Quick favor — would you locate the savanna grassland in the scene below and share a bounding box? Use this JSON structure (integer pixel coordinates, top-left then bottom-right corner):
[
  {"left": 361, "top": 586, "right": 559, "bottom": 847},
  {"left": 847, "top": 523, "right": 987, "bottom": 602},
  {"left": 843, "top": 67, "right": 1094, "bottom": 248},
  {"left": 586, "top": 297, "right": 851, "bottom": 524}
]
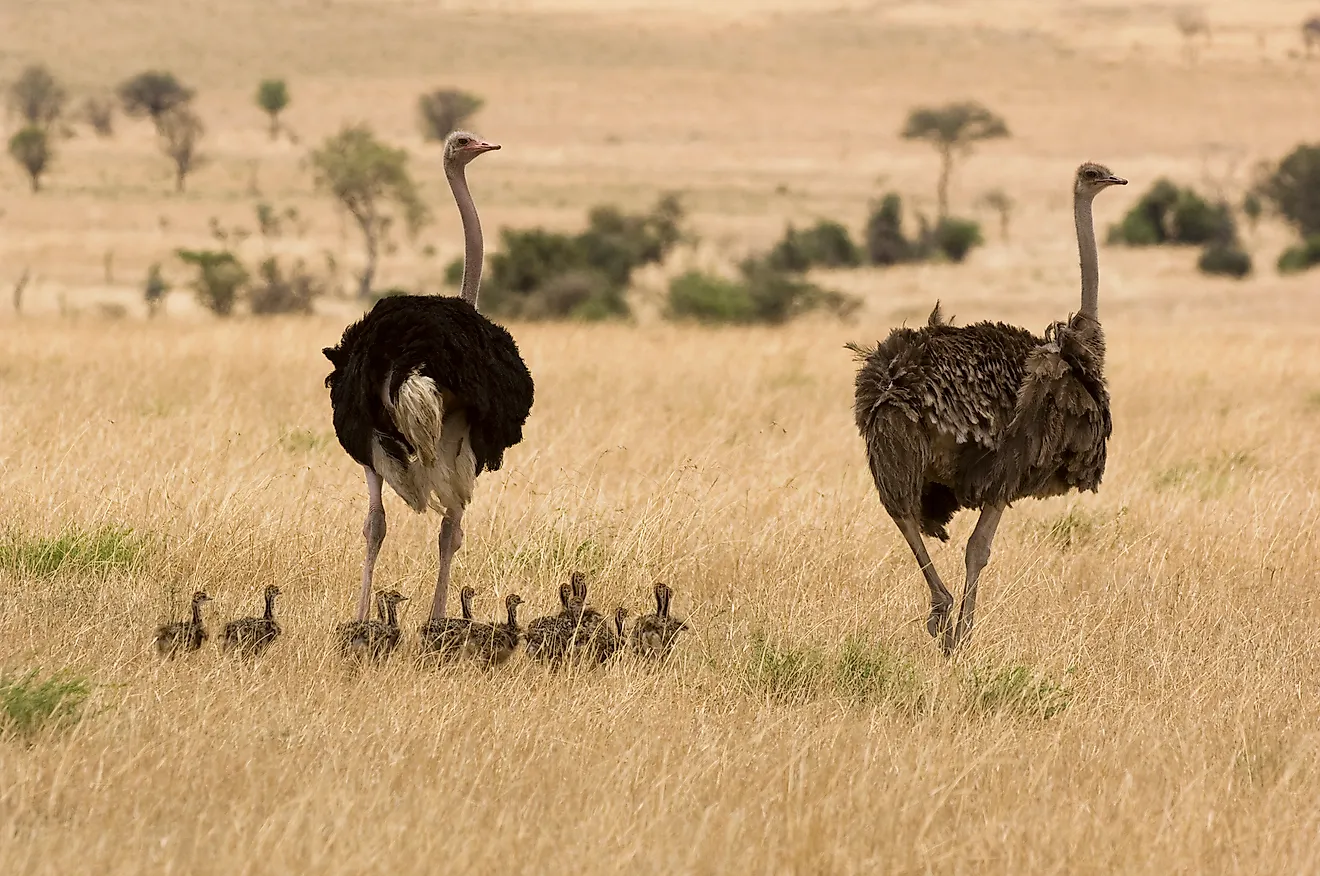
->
[{"left": 3, "top": 1, "right": 1320, "bottom": 873}]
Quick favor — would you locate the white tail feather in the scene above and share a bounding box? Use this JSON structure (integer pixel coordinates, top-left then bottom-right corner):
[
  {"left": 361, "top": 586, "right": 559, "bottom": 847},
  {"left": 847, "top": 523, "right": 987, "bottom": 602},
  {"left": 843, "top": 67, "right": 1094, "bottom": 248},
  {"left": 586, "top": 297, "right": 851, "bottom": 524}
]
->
[{"left": 391, "top": 372, "right": 443, "bottom": 468}]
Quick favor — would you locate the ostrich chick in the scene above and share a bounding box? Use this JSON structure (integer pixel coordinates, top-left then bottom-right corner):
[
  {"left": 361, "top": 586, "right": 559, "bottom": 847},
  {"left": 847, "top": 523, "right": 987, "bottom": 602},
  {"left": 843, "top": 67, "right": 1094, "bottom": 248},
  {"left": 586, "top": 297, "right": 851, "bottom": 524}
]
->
[
  {"left": 631, "top": 583, "right": 688, "bottom": 660},
  {"left": 336, "top": 589, "right": 408, "bottom": 661},
  {"left": 419, "top": 584, "right": 476, "bottom": 663},
  {"left": 154, "top": 590, "right": 213, "bottom": 658},
  {"left": 524, "top": 582, "right": 578, "bottom": 667},
  {"left": 221, "top": 584, "right": 283, "bottom": 657},
  {"left": 464, "top": 593, "right": 524, "bottom": 668}
]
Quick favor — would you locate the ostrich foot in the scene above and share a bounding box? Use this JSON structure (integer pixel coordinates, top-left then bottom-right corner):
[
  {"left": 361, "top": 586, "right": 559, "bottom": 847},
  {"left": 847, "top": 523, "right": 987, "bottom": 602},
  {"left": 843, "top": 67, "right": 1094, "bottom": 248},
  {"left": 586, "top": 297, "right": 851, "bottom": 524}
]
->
[{"left": 927, "top": 603, "right": 954, "bottom": 647}]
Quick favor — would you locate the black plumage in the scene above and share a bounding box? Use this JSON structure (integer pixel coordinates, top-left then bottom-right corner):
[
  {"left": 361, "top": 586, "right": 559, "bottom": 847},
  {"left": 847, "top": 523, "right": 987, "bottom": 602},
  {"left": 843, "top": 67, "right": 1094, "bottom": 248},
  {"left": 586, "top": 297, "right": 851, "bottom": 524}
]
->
[
  {"left": 848, "top": 162, "right": 1125, "bottom": 654},
  {"left": 323, "top": 295, "right": 534, "bottom": 477}
]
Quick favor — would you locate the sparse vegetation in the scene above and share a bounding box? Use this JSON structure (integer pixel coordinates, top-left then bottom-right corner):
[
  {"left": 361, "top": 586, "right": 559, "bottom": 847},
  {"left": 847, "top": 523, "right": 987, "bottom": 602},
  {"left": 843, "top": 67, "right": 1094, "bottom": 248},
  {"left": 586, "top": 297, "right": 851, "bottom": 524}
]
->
[
  {"left": 966, "top": 664, "right": 1072, "bottom": 719},
  {"left": 417, "top": 88, "right": 484, "bottom": 142},
  {"left": 309, "top": 124, "right": 428, "bottom": 299},
  {"left": 1, "top": 670, "right": 92, "bottom": 742},
  {"left": 8, "top": 127, "right": 53, "bottom": 193},
  {"left": 1198, "top": 241, "right": 1252, "bottom": 278},
  {"left": 1256, "top": 144, "right": 1320, "bottom": 271},
  {"left": 6, "top": 64, "right": 67, "bottom": 131},
  {"left": 117, "top": 70, "right": 194, "bottom": 126},
  {"left": 81, "top": 94, "right": 115, "bottom": 137},
  {"left": 864, "top": 193, "right": 917, "bottom": 265},
  {"left": 0, "top": 525, "right": 145, "bottom": 576},
  {"left": 1108, "top": 179, "right": 1234, "bottom": 246},
  {"left": 144, "top": 262, "right": 169, "bottom": 316},
  {"left": 256, "top": 78, "right": 290, "bottom": 140},
  {"left": 901, "top": 101, "right": 1010, "bottom": 219},
  {"left": 765, "top": 220, "right": 861, "bottom": 271},
  {"left": 157, "top": 105, "right": 205, "bottom": 193},
  {"left": 177, "top": 248, "right": 248, "bottom": 316},
  {"left": 978, "top": 188, "right": 1014, "bottom": 240},
  {"left": 1276, "top": 234, "right": 1320, "bottom": 274}
]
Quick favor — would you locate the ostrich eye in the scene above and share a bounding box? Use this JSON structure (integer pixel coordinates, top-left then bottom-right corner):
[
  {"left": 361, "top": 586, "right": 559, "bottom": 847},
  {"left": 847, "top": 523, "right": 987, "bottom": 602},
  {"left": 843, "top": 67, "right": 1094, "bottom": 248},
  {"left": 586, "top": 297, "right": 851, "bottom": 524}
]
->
[
  {"left": 1084, "top": 169, "right": 1099, "bottom": 180},
  {"left": 454, "top": 137, "right": 470, "bottom": 147}
]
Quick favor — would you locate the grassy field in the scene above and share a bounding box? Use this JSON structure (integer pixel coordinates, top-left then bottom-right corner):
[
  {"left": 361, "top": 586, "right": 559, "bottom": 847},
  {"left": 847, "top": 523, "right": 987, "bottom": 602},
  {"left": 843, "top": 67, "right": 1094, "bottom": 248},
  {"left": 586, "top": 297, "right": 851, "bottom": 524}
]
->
[{"left": 3, "top": 1, "right": 1320, "bottom": 873}]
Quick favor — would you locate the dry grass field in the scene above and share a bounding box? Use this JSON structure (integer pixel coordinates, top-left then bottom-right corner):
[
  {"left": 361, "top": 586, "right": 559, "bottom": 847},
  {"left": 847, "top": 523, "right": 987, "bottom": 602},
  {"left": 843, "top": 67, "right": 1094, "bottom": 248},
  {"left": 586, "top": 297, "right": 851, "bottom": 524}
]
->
[{"left": 3, "top": 0, "right": 1320, "bottom": 873}]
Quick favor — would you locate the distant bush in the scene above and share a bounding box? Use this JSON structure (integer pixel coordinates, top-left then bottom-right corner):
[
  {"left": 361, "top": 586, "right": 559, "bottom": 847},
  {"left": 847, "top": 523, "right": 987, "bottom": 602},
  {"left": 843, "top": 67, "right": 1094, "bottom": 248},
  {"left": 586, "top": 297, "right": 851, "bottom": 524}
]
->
[
  {"left": 418, "top": 88, "right": 483, "bottom": 142},
  {"left": 81, "top": 95, "right": 115, "bottom": 137},
  {"left": 929, "top": 216, "right": 983, "bottom": 263},
  {"left": 118, "top": 71, "right": 193, "bottom": 126},
  {"left": 766, "top": 220, "right": 861, "bottom": 271},
  {"left": 1257, "top": 144, "right": 1320, "bottom": 237},
  {"left": 255, "top": 78, "right": 290, "bottom": 140},
  {"left": 156, "top": 106, "right": 205, "bottom": 193},
  {"left": 666, "top": 258, "right": 858, "bottom": 326},
  {"left": 1197, "top": 242, "right": 1252, "bottom": 278},
  {"left": 1108, "top": 179, "right": 1234, "bottom": 246},
  {"left": 249, "top": 257, "right": 325, "bottom": 315},
  {"left": 7, "top": 127, "right": 52, "bottom": 193},
  {"left": 478, "top": 194, "right": 685, "bottom": 320},
  {"left": 7, "top": 64, "right": 66, "bottom": 131},
  {"left": 864, "top": 193, "right": 916, "bottom": 266},
  {"left": 177, "top": 248, "right": 247, "bottom": 316},
  {"left": 1277, "top": 234, "right": 1320, "bottom": 274}
]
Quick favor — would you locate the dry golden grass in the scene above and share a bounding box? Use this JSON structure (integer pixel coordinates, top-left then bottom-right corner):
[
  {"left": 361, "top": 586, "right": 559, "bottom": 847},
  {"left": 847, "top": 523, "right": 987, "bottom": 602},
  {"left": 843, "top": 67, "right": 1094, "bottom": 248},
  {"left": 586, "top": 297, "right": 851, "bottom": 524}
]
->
[{"left": 4, "top": 0, "right": 1320, "bottom": 872}]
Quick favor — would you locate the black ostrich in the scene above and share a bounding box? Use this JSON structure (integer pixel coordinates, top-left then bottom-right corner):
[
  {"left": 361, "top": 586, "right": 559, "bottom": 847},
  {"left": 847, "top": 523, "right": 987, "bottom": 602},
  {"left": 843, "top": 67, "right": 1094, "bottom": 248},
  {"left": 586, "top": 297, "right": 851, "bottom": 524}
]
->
[
  {"left": 848, "top": 163, "right": 1125, "bottom": 654},
  {"left": 323, "top": 131, "right": 535, "bottom": 625}
]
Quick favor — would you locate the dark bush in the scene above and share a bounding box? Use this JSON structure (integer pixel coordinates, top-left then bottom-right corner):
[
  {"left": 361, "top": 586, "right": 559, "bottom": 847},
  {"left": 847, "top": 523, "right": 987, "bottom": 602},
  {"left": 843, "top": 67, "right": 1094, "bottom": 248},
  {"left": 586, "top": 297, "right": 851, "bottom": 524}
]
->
[
  {"left": 929, "top": 216, "right": 983, "bottom": 262},
  {"left": 118, "top": 71, "right": 193, "bottom": 125},
  {"left": 1277, "top": 234, "right": 1320, "bottom": 274},
  {"left": 667, "top": 270, "right": 754, "bottom": 324},
  {"left": 177, "top": 248, "right": 247, "bottom": 316},
  {"left": 864, "top": 193, "right": 915, "bottom": 265},
  {"left": 7, "top": 64, "right": 66, "bottom": 130},
  {"left": 477, "top": 195, "right": 686, "bottom": 320},
  {"left": 1258, "top": 144, "right": 1320, "bottom": 237},
  {"left": 7, "top": 127, "right": 52, "bottom": 193},
  {"left": 1108, "top": 179, "right": 1235, "bottom": 246},
  {"left": 144, "top": 262, "right": 169, "bottom": 316},
  {"left": 766, "top": 220, "right": 861, "bottom": 271},
  {"left": 249, "top": 257, "right": 325, "bottom": 315},
  {"left": 1197, "top": 242, "right": 1252, "bottom": 278},
  {"left": 418, "top": 89, "right": 483, "bottom": 142},
  {"left": 81, "top": 95, "right": 115, "bottom": 137}
]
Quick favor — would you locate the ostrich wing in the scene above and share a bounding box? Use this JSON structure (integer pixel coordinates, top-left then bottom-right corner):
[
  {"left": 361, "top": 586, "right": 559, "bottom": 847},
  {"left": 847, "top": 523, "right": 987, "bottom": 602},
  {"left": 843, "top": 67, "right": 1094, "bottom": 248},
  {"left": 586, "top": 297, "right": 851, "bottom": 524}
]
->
[{"left": 963, "top": 321, "right": 1111, "bottom": 505}]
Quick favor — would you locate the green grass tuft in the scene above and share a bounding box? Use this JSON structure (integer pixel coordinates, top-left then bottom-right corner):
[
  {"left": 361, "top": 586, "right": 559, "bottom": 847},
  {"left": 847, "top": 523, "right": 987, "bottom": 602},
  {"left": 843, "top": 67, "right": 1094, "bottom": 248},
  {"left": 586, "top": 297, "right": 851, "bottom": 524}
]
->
[
  {"left": 0, "top": 670, "right": 93, "bottom": 741},
  {"left": 744, "top": 632, "right": 825, "bottom": 704},
  {"left": 966, "top": 664, "right": 1073, "bottom": 719},
  {"left": 0, "top": 525, "right": 146, "bottom": 577},
  {"left": 833, "top": 637, "right": 928, "bottom": 713},
  {"left": 280, "top": 428, "right": 334, "bottom": 453}
]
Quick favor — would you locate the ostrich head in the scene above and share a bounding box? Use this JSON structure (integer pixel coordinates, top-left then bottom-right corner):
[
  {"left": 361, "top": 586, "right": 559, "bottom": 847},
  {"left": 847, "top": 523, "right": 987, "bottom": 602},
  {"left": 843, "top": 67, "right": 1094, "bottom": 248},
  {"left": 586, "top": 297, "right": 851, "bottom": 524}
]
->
[
  {"left": 191, "top": 590, "right": 213, "bottom": 608},
  {"left": 505, "top": 593, "right": 525, "bottom": 611},
  {"left": 378, "top": 589, "right": 409, "bottom": 607},
  {"left": 1075, "top": 163, "right": 1127, "bottom": 199},
  {"left": 444, "top": 130, "right": 500, "bottom": 168},
  {"left": 264, "top": 584, "right": 281, "bottom": 600}
]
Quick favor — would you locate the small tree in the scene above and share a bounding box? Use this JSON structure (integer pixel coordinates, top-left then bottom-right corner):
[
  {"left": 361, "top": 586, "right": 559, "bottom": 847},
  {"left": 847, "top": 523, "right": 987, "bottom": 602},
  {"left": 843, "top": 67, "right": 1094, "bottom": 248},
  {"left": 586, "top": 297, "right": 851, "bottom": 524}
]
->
[
  {"left": 157, "top": 106, "right": 205, "bottom": 193},
  {"left": 8, "top": 127, "right": 52, "bottom": 192},
  {"left": 118, "top": 71, "right": 193, "bottom": 127},
  {"left": 309, "top": 125, "right": 429, "bottom": 298},
  {"left": 255, "top": 79, "right": 289, "bottom": 140},
  {"left": 978, "top": 189, "right": 1014, "bottom": 241},
  {"left": 901, "top": 102, "right": 1009, "bottom": 219},
  {"left": 177, "top": 249, "right": 247, "bottom": 316},
  {"left": 81, "top": 95, "right": 115, "bottom": 137},
  {"left": 417, "top": 89, "right": 483, "bottom": 142},
  {"left": 7, "top": 64, "right": 66, "bottom": 131},
  {"left": 1258, "top": 144, "right": 1320, "bottom": 238},
  {"left": 144, "top": 263, "right": 170, "bottom": 316}
]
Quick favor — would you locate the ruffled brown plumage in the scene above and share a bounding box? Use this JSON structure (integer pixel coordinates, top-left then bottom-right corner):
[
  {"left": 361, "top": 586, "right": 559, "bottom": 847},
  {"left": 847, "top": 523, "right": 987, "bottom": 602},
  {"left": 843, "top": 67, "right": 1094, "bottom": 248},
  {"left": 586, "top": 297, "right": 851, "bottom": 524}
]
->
[
  {"left": 221, "top": 584, "right": 283, "bottom": 657},
  {"left": 631, "top": 583, "right": 688, "bottom": 660},
  {"left": 154, "top": 590, "right": 212, "bottom": 658},
  {"left": 336, "top": 589, "right": 407, "bottom": 661}
]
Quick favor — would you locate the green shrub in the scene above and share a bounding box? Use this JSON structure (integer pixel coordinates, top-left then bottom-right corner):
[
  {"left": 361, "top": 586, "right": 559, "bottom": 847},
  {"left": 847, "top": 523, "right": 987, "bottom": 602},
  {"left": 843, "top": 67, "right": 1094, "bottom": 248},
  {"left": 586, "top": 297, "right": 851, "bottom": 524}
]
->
[
  {"left": 7, "top": 126, "right": 52, "bottom": 193},
  {"left": 767, "top": 220, "right": 861, "bottom": 271},
  {"left": 1, "top": 670, "right": 92, "bottom": 742},
  {"left": 177, "top": 248, "right": 247, "bottom": 316},
  {"left": 667, "top": 270, "right": 754, "bottom": 324},
  {"left": 1109, "top": 179, "right": 1235, "bottom": 246},
  {"left": 249, "top": 257, "right": 325, "bottom": 315},
  {"left": 1258, "top": 143, "right": 1320, "bottom": 237},
  {"left": 1277, "top": 234, "right": 1320, "bottom": 274},
  {"left": 0, "top": 525, "right": 144, "bottom": 576},
  {"left": 743, "top": 632, "right": 825, "bottom": 704},
  {"left": 1197, "top": 242, "right": 1252, "bottom": 278},
  {"left": 833, "top": 638, "right": 928, "bottom": 713},
  {"left": 1171, "top": 192, "right": 1233, "bottom": 244},
  {"left": 117, "top": 70, "right": 193, "bottom": 126},
  {"left": 929, "top": 216, "right": 983, "bottom": 262},
  {"left": 864, "top": 193, "right": 915, "bottom": 265},
  {"left": 144, "top": 262, "right": 169, "bottom": 316}
]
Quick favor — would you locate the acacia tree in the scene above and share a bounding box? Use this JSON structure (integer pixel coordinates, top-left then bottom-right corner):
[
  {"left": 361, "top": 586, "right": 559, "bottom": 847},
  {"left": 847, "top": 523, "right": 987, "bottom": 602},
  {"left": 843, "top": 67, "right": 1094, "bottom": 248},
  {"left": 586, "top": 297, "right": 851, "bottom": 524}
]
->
[
  {"left": 256, "top": 79, "right": 289, "bottom": 140},
  {"left": 417, "top": 89, "right": 483, "bottom": 142},
  {"left": 901, "top": 101, "right": 1009, "bottom": 219},
  {"left": 118, "top": 71, "right": 193, "bottom": 127},
  {"left": 8, "top": 127, "right": 53, "bottom": 192},
  {"left": 310, "top": 124, "right": 429, "bottom": 298},
  {"left": 157, "top": 106, "right": 205, "bottom": 192},
  {"left": 7, "top": 64, "right": 66, "bottom": 131}
]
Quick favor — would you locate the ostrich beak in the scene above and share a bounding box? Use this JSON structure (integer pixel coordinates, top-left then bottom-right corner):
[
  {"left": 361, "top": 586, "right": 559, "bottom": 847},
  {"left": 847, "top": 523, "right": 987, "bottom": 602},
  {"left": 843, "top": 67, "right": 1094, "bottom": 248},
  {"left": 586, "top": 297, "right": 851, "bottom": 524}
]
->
[
  {"left": 469, "top": 140, "right": 501, "bottom": 154},
  {"left": 1105, "top": 175, "right": 1128, "bottom": 186}
]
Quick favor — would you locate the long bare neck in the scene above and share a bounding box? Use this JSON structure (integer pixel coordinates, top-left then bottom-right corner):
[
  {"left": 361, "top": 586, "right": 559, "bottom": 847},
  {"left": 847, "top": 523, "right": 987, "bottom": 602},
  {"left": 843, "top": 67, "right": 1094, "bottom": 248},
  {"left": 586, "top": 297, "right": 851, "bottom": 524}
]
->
[
  {"left": 1075, "top": 192, "right": 1100, "bottom": 321},
  {"left": 263, "top": 592, "right": 276, "bottom": 622},
  {"left": 460, "top": 592, "right": 473, "bottom": 621},
  {"left": 505, "top": 603, "right": 519, "bottom": 630},
  {"left": 445, "top": 161, "right": 484, "bottom": 308},
  {"left": 385, "top": 601, "right": 400, "bottom": 628},
  {"left": 191, "top": 600, "right": 204, "bottom": 627}
]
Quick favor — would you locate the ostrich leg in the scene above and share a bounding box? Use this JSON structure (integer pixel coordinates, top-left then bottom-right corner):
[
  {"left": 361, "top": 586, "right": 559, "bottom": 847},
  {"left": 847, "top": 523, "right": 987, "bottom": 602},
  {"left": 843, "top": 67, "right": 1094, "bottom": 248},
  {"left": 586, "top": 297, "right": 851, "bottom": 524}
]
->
[
  {"left": 893, "top": 517, "right": 956, "bottom": 653},
  {"left": 357, "top": 466, "right": 387, "bottom": 622},
  {"left": 953, "top": 504, "right": 1006, "bottom": 650},
  {"left": 430, "top": 507, "right": 465, "bottom": 622}
]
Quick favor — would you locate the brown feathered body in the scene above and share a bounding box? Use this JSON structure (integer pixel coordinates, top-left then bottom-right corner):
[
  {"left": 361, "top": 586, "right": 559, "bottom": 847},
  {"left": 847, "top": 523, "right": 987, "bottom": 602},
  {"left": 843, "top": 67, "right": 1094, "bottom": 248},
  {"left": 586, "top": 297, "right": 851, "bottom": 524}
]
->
[
  {"left": 631, "top": 583, "right": 688, "bottom": 660},
  {"left": 419, "top": 585, "right": 475, "bottom": 663},
  {"left": 221, "top": 585, "right": 283, "bottom": 657},
  {"left": 337, "top": 590, "right": 406, "bottom": 661},
  {"left": 525, "top": 582, "right": 579, "bottom": 666},
  {"left": 848, "top": 306, "right": 1111, "bottom": 542},
  {"left": 154, "top": 591, "right": 212, "bottom": 658},
  {"left": 464, "top": 594, "right": 523, "bottom": 668}
]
